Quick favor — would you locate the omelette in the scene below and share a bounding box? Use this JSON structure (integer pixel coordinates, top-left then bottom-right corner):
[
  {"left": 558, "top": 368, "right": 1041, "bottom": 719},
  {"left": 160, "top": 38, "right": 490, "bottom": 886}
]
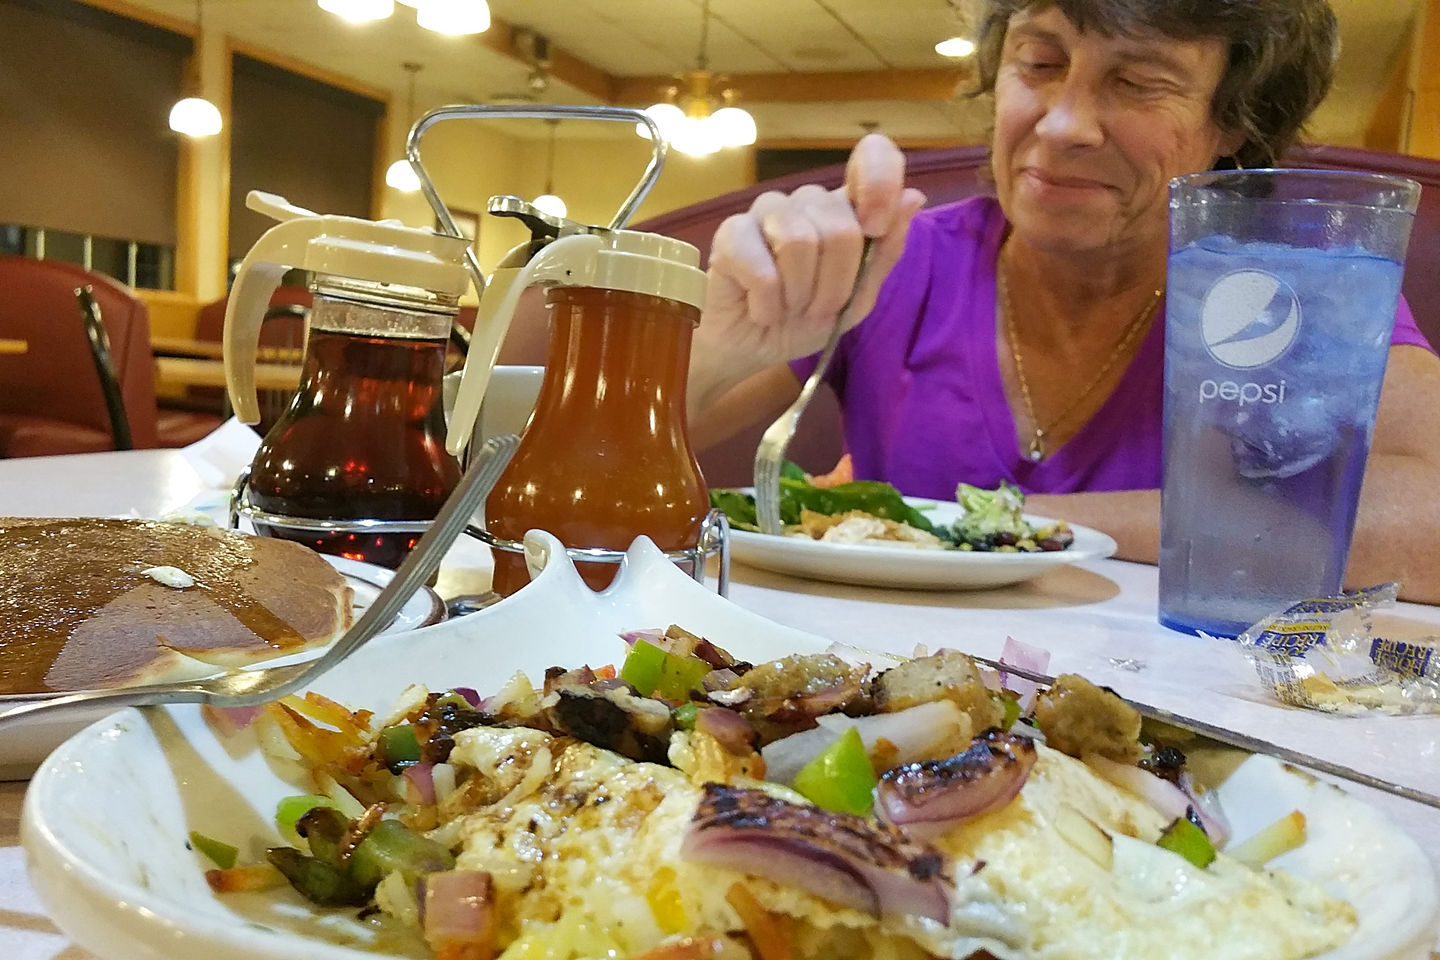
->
[{"left": 423, "top": 725, "right": 1353, "bottom": 960}]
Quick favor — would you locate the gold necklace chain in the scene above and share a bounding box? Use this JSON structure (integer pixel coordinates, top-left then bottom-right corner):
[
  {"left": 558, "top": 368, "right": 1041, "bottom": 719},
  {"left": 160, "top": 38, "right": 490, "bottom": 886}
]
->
[{"left": 998, "top": 255, "right": 1163, "bottom": 464}]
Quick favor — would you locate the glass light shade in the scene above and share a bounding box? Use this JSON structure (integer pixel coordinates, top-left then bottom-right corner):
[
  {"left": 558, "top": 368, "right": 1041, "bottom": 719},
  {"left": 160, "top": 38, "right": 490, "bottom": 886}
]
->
[
  {"left": 934, "top": 36, "right": 976, "bottom": 57},
  {"left": 709, "top": 106, "right": 757, "bottom": 147},
  {"left": 532, "top": 193, "right": 567, "bottom": 218},
  {"left": 168, "top": 97, "right": 223, "bottom": 138},
  {"left": 636, "top": 102, "right": 686, "bottom": 140},
  {"left": 416, "top": 0, "right": 490, "bottom": 34},
  {"left": 670, "top": 116, "right": 722, "bottom": 157},
  {"left": 385, "top": 158, "right": 422, "bottom": 192},
  {"left": 318, "top": 0, "right": 395, "bottom": 22}
]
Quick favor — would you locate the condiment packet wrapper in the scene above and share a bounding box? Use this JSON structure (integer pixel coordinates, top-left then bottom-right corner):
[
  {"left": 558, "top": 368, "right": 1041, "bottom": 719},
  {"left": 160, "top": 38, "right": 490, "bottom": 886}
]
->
[{"left": 1233, "top": 583, "right": 1440, "bottom": 715}]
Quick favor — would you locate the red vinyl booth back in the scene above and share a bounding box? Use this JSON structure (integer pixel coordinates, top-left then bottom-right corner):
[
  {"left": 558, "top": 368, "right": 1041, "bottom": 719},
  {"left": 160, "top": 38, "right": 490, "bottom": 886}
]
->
[
  {"left": 632, "top": 144, "right": 1440, "bottom": 487},
  {"left": 0, "top": 256, "right": 159, "bottom": 456}
]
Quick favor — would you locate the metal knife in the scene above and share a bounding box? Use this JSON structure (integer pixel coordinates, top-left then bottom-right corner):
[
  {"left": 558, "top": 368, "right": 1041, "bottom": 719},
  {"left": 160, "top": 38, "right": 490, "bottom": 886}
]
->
[{"left": 972, "top": 654, "right": 1440, "bottom": 812}]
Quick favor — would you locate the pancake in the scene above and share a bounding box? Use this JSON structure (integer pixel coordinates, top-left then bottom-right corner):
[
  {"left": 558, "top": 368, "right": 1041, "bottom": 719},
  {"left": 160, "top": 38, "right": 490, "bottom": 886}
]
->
[{"left": 0, "top": 518, "right": 353, "bottom": 695}]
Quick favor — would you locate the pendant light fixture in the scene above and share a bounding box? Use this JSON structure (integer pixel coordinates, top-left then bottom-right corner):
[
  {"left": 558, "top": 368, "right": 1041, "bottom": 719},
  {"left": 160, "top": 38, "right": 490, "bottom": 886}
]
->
[
  {"left": 385, "top": 62, "right": 423, "bottom": 193},
  {"left": 317, "top": 0, "right": 395, "bottom": 23},
  {"left": 416, "top": 0, "right": 490, "bottom": 35},
  {"left": 934, "top": 37, "right": 976, "bottom": 57},
  {"left": 636, "top": 0, "right": 756, "bottom": 157},
  {"left": 532, "top": 119, "right": 567, "bottom": 219},
  {"left": 169, "top": 0, "right": 223, "bottom": 138}
]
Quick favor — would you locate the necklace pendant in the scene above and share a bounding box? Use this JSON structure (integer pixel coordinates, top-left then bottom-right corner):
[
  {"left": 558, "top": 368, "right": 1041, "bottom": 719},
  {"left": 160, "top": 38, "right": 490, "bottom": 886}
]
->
[{"left": 1026, "top": 431, "right": 1045, "bottom": 463}]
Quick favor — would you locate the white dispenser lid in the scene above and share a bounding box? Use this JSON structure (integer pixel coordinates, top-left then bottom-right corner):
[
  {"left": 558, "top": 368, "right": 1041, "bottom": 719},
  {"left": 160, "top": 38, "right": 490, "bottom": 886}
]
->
[
  {"left": 584, "top": 228, "right": 705, "bottom": 309},
  {"left": 224, "top": 192, "right": 472, "bottom": 424},
  {"left": 243, "top": 191, "right": 471, "bottom": 296}
]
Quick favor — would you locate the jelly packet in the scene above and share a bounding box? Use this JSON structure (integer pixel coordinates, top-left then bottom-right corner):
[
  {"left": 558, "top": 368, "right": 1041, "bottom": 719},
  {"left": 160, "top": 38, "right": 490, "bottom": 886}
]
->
[{"left": 1233, "top": 583, "right": 1440, "bottom": 714}]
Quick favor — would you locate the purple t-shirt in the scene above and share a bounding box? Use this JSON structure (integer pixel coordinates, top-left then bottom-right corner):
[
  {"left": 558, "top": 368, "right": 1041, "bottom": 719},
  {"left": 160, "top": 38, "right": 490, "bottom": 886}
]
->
[{"left": 794, "top": 196, "right": 1434, "bottom": 500}]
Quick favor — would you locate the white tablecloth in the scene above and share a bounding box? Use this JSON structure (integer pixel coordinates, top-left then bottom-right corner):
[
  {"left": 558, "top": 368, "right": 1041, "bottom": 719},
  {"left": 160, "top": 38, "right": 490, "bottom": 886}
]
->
[{"left": 4, "top": 448, "right": 1440, "bottom": 958}]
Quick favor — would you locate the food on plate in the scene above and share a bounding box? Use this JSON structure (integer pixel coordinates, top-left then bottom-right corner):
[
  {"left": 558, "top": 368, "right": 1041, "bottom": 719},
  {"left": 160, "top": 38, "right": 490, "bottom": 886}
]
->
[
  {"left": 0, "top": 517, "right": 352, "bottom": 694},
  {"left": 710, "top": 466, "right": 1074, "bottom": 553},
  {"left": 202, "top": 629, "right": 1355, "bottom": 960}
]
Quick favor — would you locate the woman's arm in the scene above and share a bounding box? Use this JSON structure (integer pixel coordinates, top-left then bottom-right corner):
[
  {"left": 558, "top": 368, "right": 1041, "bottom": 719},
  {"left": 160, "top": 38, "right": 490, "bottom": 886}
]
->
[
  {"left": 1344, "top": 344, "right": 1440, "bottom": 603},
  {"left": 1028, "top": 345, "right": 1440, "bottom": 605},
  {"left": 1023, "top": 489, "right": 1160, "bottom": 563}
]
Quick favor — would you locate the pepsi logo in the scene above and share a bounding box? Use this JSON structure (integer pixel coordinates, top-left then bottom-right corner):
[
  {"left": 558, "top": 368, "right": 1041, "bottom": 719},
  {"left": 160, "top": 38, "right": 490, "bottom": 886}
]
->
[{"left": 1199, "top": 270, "right": 1301, "bottom": 369}]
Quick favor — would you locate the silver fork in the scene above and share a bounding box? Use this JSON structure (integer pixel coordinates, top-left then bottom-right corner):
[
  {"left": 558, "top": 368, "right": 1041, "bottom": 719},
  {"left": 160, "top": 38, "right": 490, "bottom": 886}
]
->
[
  {"left": 753, "top": 239, "right": 875, "bottom": 535},
  {"left": 0, "top": 433, "right": 521, "bottom": 731}
]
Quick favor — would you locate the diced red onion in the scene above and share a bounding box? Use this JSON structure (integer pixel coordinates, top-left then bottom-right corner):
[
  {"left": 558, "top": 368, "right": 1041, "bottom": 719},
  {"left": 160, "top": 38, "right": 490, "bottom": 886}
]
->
[
  {"left": 421, "top": 870, "right": 496, "bottom": 952},
  {"left": 1085, "top": 752, "right": 1193, "bottom": 824},
  {"left": 686, "top": 832, "right": 876, "bottom": 914},
  {"left": 999, "top": 636, "right": 1051, "bottom": 713},
  {"left": 815, "top": 700, "right": 967, "bottom": 771},
  {"left": 692, "top": 706, "right": 758, "bottom": 755},
  {"left": 682, "top": 786, "right": 950, "bottom": 923},
  {"left": 761, "top": 725, "right": 844, "bottom": 785},
  {"left": 452, "top": 687, "right": 482, "bottom": 708},
  {"left": 876, "top": 732, "right": 1037, "bottom": 835},
  {"left": 620, "top": 628, "right": 666, "bottom": 647},
  {"left": 403, "top": 762, "right": 437, "bottom": 806},
  {"left": 702, "top": 668, "right": 740, "bottom": 693},
  {"left": 692, "top": 639, "right": 736, "bottom": 670},
  {"left": 1179, "top": 771, "right": 1230, "bottom": 847},
  {"left": 204, "top": 704, "right": 262, "bottom": 735}
]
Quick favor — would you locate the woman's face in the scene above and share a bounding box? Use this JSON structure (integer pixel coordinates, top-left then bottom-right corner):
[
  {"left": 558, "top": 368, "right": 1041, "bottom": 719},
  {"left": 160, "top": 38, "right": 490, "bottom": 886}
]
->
[{"left": 992, "top": 6, "right": 1242, "bottom": 258}]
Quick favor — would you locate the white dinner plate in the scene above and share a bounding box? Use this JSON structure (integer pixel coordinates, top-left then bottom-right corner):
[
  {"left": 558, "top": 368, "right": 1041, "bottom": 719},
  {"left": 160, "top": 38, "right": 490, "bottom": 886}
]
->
[
  {"left": 0, "top": 555, "right": 443, "bottom": 780},
  {"left": 727, "top": 496, "right": 1118, "bottom": 590},
  {"left": 20, "top": 532, "right": 1440, "bottom": 960}
]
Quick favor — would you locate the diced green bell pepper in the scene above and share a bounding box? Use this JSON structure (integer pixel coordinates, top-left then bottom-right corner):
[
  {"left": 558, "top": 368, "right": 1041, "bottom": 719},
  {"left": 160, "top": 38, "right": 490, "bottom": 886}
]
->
[
  {"left": 378, "top": 723, "right": 423, "bottom": 770},
  {"left": 620, "top": 639, "right": 711, "bottom": 701},
  {"left": 189, "top": 830, "right": 238, "bottom": 870},
  {"left": 267, "top": 847, "right": 369, "bottom": 906},
  {"left": 792, "top": 727, "right": 877, "bottom": 817},
  {"left": 673, "top": 702, "right": 700, "bottom": 730},
  {"left": 276, "top": 794, "right": 339, "bottom": 843},
  {"left": 347, "top": 818, "right": 456, "bottom": 890},
  {"left": 1157, "top": 815, "right": 1216, "bottom": 868},
  {"left": 996, "top": 691, "right": 1021, "bottom": 731}
]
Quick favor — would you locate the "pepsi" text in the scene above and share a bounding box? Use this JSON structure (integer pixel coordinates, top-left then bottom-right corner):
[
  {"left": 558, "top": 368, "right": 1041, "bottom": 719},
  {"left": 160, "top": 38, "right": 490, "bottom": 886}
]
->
[{"left": 1198, "top": 378, "right": 1287, "bottom": 405}]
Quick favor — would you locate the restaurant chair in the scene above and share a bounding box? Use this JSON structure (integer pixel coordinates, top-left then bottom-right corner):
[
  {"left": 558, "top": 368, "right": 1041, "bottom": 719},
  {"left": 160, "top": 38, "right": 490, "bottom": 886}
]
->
[
  {"left": 154, "top": 286, "right": 312, "bottom": 446},
  {"left": 0, "top": 255, "right": 159, "bottom": 457},
  {"left": 75, "top": 286, "right": 133, "bottom": 450}
]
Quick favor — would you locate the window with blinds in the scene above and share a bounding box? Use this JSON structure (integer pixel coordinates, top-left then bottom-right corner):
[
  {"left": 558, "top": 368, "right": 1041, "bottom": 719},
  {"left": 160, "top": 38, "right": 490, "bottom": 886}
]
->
[
  {"left": 228, "top": 54, "right": 383, "bottom": 271},
  {"left": 0, "top": 0, "right": 187, "bottom": 288}
]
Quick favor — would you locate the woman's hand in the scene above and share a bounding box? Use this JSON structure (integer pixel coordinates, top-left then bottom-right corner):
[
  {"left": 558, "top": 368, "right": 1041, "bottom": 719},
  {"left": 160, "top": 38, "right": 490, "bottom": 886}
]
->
[{"left": 690, "top": 134, "right": 927, "bottom": 413}]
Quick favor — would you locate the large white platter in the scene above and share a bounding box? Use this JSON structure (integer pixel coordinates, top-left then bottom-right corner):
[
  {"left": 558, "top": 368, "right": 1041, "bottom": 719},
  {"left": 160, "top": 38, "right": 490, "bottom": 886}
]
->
[
  {"left": 20, "top": 533, "right": 1439, "bottom": 960},
  {"left": 728, "top": 497, "right": 1118, "bottom": 590},
  {"left": 0, "top": 555, "right": 441, "bottom": 781}
]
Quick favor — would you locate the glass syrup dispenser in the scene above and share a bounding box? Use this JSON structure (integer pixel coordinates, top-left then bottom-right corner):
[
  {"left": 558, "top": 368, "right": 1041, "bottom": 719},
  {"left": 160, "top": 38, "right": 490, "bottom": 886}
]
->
[{"left": 224, "top": 191, "right": 471, "bottom": 569}]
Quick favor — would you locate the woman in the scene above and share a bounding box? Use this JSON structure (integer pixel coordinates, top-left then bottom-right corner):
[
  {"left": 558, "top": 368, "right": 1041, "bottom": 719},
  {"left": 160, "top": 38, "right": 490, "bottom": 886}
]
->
[{"left": 687, "top": 0, "right": 1440, "bottom": 603}]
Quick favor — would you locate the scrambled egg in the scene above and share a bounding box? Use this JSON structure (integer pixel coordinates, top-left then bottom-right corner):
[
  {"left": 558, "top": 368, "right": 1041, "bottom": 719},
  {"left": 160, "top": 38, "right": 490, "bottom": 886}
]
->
[{"left": 439, "top": 727, "right": 1354, "bottom": 960}]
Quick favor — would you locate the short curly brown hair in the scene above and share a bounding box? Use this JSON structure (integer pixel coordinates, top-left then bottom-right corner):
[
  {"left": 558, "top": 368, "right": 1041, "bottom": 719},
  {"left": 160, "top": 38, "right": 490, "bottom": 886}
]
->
[{"left": 973, "top": 0, "right": 1339, "bottom": 169}]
